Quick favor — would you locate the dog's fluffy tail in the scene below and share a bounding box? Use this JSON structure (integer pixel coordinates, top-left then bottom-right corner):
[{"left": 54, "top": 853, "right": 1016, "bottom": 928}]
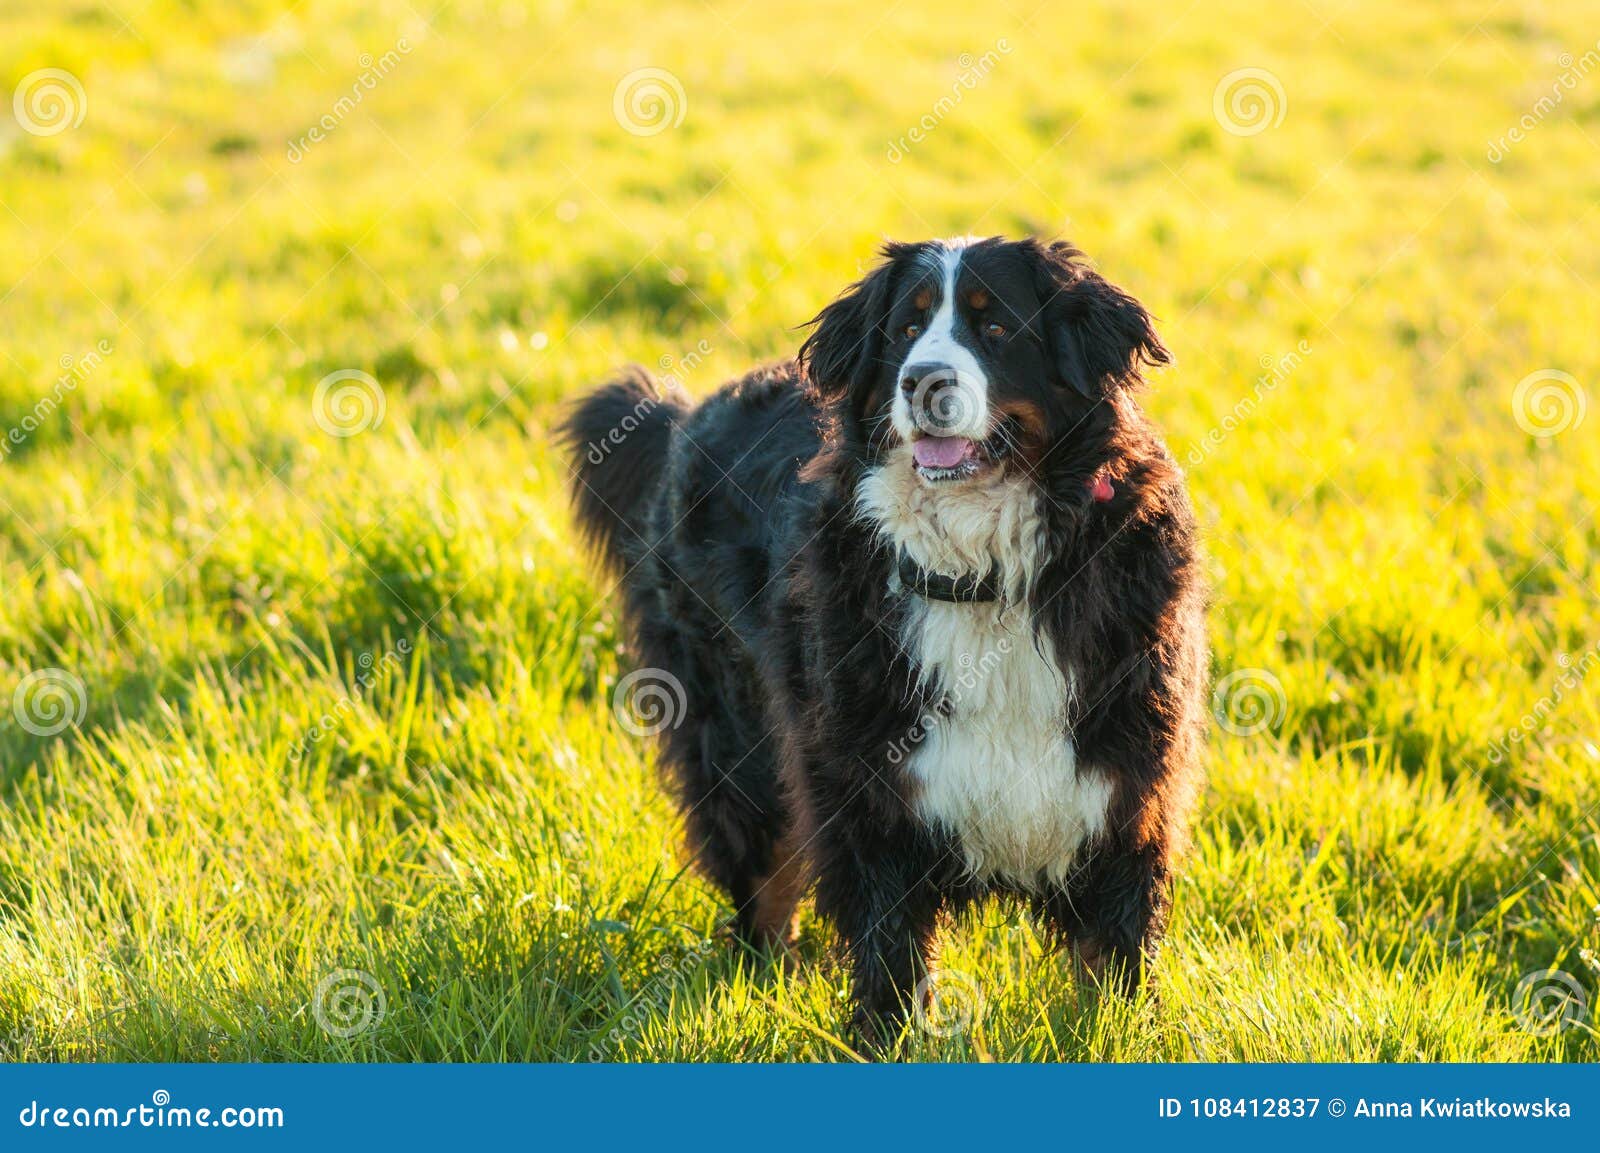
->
[{"left": 557, "top": 366, "right": 689, "bottom": 572}]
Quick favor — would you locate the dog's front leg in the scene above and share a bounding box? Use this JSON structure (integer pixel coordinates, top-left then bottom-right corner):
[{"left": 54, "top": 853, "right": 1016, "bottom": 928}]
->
[
  {"left": 814, "top": 830, "right": 945, "bottom": 1045},
  {"left": 1037, "top": 836, "right": 1170, "bottom": 995}
]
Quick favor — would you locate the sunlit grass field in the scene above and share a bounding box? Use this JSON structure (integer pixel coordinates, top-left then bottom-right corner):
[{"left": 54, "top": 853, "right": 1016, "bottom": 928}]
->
[{"left": 2, "top": 0, "right": 1598, "bottom": 1061}]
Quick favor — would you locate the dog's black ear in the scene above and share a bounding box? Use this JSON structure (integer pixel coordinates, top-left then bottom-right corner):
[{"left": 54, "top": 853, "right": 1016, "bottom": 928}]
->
[
  {"left": 1035, "top": 241, "right": 1170, "bottom": 399},
  {"left": 798, "top": 244, "right": 906, "bottom": 401}
]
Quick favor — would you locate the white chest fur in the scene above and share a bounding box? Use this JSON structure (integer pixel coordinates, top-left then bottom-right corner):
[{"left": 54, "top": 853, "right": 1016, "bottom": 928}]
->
[
  {"left": 898, "top": 598, "right": 1110, "bottom": 889},
  {"left": 857, "top": 448, "right": 1113, "bottom": 890}
]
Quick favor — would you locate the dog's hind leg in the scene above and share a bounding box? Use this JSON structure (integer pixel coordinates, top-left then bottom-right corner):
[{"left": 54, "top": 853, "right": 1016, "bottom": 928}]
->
[
  {"left": 739, "top": 821, "right": 805, "bottom": 954},
  {"left": 690, "top": 722, "right": 799, "bottom": 954},
  {"left": 656, "top": 654, "right": 795, "bottom": 954}
]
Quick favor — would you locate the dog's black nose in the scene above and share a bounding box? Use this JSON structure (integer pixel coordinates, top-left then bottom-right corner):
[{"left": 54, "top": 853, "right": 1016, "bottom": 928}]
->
[{"left": 900, "top": 362, "right": 951, "bottom": 397}]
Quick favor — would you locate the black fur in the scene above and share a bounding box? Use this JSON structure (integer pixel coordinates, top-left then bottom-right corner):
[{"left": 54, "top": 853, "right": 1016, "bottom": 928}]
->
[{"left": 560, "top": 237, "right": 1208, "bottom": 1045}]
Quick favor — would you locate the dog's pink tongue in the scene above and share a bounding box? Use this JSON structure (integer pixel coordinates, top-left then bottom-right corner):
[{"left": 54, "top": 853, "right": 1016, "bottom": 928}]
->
[{"left": 913, "top": 436, "right": 973, "bottom": 469}]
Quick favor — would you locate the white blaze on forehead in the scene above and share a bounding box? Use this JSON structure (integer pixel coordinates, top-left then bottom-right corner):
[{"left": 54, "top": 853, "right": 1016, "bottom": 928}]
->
[{"left": 894, "top": 242, "right": 991, "bottom": 442}]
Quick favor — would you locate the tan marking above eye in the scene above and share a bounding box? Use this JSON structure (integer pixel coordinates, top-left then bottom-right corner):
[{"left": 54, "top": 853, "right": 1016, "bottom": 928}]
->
[
  {"left": 913, "top": 288, "right": 933, "bottom": 311},
  {"left": 969, "top": 289, "right": 989, "bottom": 309}
]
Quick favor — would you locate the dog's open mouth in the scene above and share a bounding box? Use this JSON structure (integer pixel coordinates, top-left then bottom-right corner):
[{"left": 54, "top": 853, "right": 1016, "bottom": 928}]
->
[{"left": 912, "top": 435, "right": 989, "bottom": 482}]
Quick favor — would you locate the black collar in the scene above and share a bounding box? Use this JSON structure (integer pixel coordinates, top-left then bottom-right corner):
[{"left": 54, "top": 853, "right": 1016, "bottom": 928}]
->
[{"left": 898, "top": 554, "right": 1001, "bottom": 604}]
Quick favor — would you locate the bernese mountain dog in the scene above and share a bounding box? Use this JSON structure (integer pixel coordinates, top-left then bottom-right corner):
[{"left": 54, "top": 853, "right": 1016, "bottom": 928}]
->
[{"left": 560, "top": 236, "right": 1208, "bottom": 1043}]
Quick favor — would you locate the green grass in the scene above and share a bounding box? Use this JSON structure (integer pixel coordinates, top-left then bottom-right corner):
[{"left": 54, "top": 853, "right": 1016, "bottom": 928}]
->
[{"left": 2, "top": 0, "right": 1599, "bottom": 1061}]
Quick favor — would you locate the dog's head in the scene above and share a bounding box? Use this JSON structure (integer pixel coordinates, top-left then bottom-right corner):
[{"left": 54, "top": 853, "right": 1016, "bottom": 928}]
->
[{"left": 800, "top": 236, "right": 1169, "bottom": 483}]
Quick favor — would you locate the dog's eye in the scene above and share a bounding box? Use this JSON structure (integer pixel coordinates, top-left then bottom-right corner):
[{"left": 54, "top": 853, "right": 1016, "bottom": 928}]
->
[
  {"left": 903, "top": 324, "right": 922, "bottom": 339},
  {"left": 984, "top": 322, "right": 1007, "bottom": 337}
]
